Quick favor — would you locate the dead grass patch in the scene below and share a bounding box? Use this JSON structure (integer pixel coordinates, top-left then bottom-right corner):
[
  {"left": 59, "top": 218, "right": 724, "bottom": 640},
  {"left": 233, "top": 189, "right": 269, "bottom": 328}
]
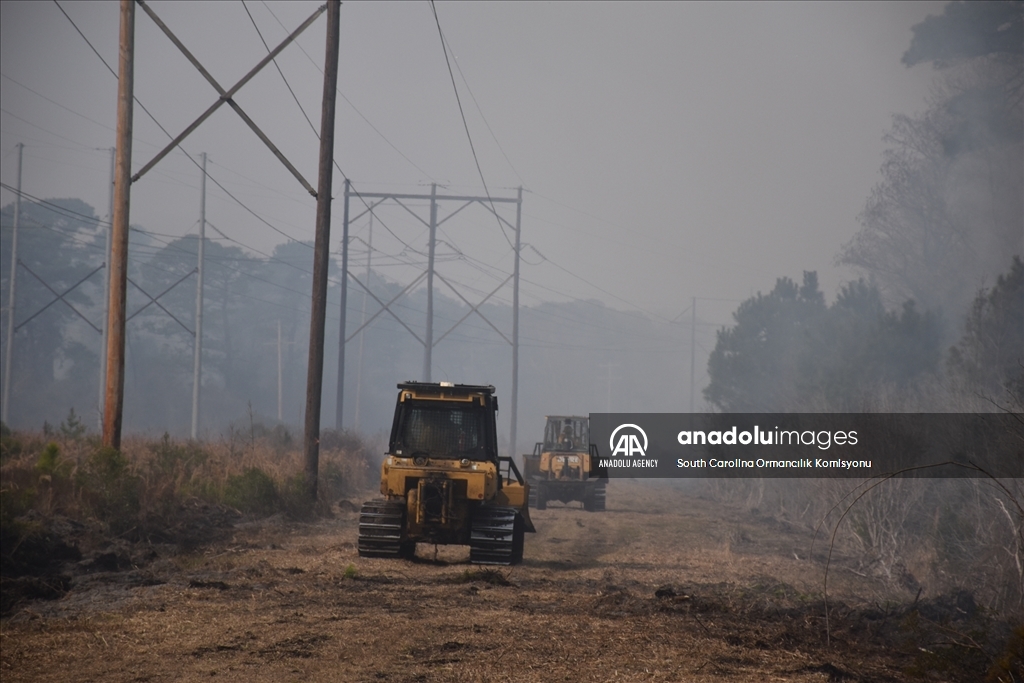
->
[{"left": 1, "top": 479, "right": 1018, "bottom": 681}]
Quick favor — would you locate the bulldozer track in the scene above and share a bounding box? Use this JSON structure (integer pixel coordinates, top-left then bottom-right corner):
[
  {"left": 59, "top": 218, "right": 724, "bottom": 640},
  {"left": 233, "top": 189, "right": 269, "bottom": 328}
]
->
[
  {"left": 585, "top": 481, "right": 607, "bottom": 512},
  {"left": 530, "top": 480, "right": 607, "bottom": 511},
  {"left": 528, "top": 481, "right": 546, "bottom": 510},
  {"left": 469, "top": 506, "right": 524, "bottom": 565},
  {"left": 357, "top": 500, "right": 408, "bottom": 558}
]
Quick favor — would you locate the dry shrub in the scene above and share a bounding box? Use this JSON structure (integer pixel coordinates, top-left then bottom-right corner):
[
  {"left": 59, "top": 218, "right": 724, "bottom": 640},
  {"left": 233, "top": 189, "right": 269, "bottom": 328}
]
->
[
  {"left": 0, "top": 423, "right": 44, "bottom": 464},
  {"left": 929, "top": 478, "right": 1024, "bottom": 612},
  {"left": 704, "top": 477, "right": 766, "bottom": 510},
  {"left": 2, "top": 440, "right": 82, "bottom": 525},
  {"left": 223, "top": 467, "right": 279, "bottom": 515},
  {"left": 75, "top": 447, "right": 141, "bottom": 534},
  {"left": 0, "top": 424, "right": 378, "bottom": 535},
  {"left": 703, "top": 475, "right": 1024, "bottom": 618},
  {"left": 318, "top": 428, "right": 378, "bottom": 498}
]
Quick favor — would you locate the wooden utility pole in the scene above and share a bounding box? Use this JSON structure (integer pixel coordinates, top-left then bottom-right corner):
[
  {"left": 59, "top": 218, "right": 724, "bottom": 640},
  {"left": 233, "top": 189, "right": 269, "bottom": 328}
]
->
[
  {"left": 335, "top": 179, "right": 349, "bottom": 430},
  {"left": 422, "top": 183, "right": 437, "bottom": 381},
  {"left": 102, "top": 0, "right": 134, "bottom": 450},
  {"left": 303, "top": 0, "right": 341, "bottom": 500},
  {"left": 2, "top": 143, "right": 23, "bottom": 426},
  {"left": 97, "top": 147, "right": 115, "bottom": 429},
  {"left": 277, "top": 320, "right": 283, "bottom": 421},
  {"left": 509, "top": 186, "right": 522, "bottom": 458},
  {"left": 353, "top": 211, "right": 372, "bottom": 429},
  {"left": 190, "top": 152, "right": 206, "bottom": 439}
]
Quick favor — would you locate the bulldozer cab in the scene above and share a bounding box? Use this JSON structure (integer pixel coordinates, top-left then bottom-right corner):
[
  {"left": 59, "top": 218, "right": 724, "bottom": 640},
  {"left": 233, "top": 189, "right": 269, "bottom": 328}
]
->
[
  {"left": 390, "top": 382, "right": 499, "bottom": 464},
  {"left": 543, "top": 416, "right": 588, "bottom": 453}
]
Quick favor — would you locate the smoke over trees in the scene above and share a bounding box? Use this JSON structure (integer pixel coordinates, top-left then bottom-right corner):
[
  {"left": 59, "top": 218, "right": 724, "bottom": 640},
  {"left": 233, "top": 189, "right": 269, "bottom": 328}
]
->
[
  {"left": 901, "top": 0, "right": 1022, "bottom": 68},
  {"left": 948, "top": 255, "right": 1024, "bottom": 401},
  {"left": 703, "top": 272, "right": 943, "bottom": 412},
  {"left": 837, "top": 0, "right": 1023, "bottom": 316},
  {"left": 707, "top": 2, "right": 1022, "bottom": 414},
  {"left": 700, "top": 4, "right": 1024, "bottom": 617}
]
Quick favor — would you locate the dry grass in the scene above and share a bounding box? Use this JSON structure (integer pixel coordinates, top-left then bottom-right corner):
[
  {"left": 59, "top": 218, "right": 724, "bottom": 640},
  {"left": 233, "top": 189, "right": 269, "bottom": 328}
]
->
[
  {"left": 2, "top": 479, "right": 1015, "bottom": 682},
  {"left": 1, "top": 426, "right": 377, "bottom": 531}
]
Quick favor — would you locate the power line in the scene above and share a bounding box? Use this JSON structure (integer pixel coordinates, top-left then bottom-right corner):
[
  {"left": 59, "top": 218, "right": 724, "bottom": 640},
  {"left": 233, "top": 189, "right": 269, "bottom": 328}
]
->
[
  {"left": 526, "top": 245, "right": 672, "bottom": 323},
  {"left": 43, "top": 1, "right": 692, "bottom": 339},
  {"left": 5, "top": 199, "right": 687, "bottom": 353},
  {"left": 437, "top": 23, "right": 525, "bottom": 188},
  {"left": 423, "top": 4, "right": 676, "bottom": 325},
  {"left": 2, "top": 218, "right": 104, "bottom": 253},
  {"left": 3, "top": 210, "right": 446, "bottom": 339},
  {"left": 204, "top": 165, "right": 310, "bottom": 245},
  {"left": 47, "top": 0, "right": 494, "bottom": 312},
  {"left": 2, "top": 220, "right": 701, "bottom": 358},
  {"left": 0, "top": 107, "right": 96, "bottom": 149},
  {"left": 450, "top": 238, "right": 669, "bottom": 323},
  {"left": 95, "top": 221, "right": 354, "bottom": 325},
  {"left": 413, "top": 249, "right": 695, "bottom": 345},
  {"left": 0, "top": 183, "right": 321, "bottom": 308},
  {"left": 243, "top": 3, "right": 433, "bottom": 265},
  {"left": 52, "top": 1, "right": 116, "bottom": 78},
  {"left": 206, "top": 159, "right": 308, "bottom": 209},
  {"left": 52, "top": 0, "right": 176, "bottom": 154},
  {"left": 1, "top": 84, "right": 299, "bottom": 242},
  {"left": 240, "top": 0, "right": 319, "bottom": 139},
  {"left": 0, "top": 183, "right": 107, "bottom": 226},
  {"left": 446, "top": 243, "right": 656, "bottom": 322},
  {"left": 53, "top": 0, "right": 319, "bottom": 251},
  {"left": 0, "top": 135, "right": 105, "bottom": 160},
  {"left": 1, "top": 181, "right": 682, "bottom": 333},
  {"left": 259, "top": 0, "right": 437, "bottom": 183},
  {"left": 133, "top": 229, "right": 327, "bottom": 308},
  {"left": 0, "top": 71, "right": 190, "bottom": 155},
  {"left": 428, "top": 0, "right": 513, "bottom": 250},
  {"left": 1, "top": 72, "right": 116, "bottom": 134},
  {"left": 0, "top": 110, "right": 307, "bottom": 249}
]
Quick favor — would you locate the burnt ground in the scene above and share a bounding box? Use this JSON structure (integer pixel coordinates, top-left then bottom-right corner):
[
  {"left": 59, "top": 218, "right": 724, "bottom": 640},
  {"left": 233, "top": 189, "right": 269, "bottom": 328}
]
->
[{"left": 0, "top": 480, "right": 1015, "bottom": 682}]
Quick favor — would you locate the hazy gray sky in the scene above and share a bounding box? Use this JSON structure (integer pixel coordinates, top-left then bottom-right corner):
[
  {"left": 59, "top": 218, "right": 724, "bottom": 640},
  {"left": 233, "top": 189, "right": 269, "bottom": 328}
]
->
[{"left": 1, "top": 1, "right": 942, "bottom": 331}]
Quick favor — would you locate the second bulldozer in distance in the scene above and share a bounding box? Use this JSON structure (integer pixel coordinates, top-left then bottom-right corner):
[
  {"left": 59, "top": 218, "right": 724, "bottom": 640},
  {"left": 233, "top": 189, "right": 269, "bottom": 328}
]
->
[{"left": 523, "top": 415, "right": 607, "bottom": 511}]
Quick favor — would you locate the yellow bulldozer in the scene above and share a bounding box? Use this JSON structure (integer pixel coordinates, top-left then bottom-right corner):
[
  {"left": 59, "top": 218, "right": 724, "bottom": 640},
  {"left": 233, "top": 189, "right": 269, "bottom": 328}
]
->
[
  {"left": 523, "top": 415, "right": 607, "bottom": 511},
  {"left": 358, "top": 382, "right": 535, "bottom": 565}
]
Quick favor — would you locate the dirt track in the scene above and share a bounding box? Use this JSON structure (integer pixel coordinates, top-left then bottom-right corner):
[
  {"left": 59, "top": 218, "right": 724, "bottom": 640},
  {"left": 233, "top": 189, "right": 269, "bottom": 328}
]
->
[{"left": 0, "top": 480, "right": 991, "bottom": 682}]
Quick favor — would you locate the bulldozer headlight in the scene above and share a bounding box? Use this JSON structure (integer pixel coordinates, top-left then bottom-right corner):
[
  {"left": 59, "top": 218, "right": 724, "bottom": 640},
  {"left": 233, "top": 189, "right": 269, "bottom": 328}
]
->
[
  {"left": 414, "top": 455, "right": 428, "bottom": 467},
  {"left": 460, "top": 458, "right": 470, "bottom": 466}
]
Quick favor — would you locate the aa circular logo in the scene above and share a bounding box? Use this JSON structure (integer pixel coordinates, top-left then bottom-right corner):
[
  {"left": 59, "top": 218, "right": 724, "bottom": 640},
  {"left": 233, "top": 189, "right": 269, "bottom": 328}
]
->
[{"left": 610, "top": 424, "right": 647, "bottom": 457}]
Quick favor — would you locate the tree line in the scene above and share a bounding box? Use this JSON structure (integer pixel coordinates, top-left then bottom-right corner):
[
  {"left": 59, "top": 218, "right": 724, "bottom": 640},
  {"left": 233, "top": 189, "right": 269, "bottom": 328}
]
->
[
  {"left": 705, "top": 0, "right": 1022, "bottom": 414},
  {"left": 0, "top": 197, "right": 692, "bottom": 443}
]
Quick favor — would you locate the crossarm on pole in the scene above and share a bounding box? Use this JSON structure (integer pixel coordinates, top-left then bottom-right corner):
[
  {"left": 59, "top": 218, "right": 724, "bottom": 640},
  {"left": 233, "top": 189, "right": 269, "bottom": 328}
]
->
[
  {"left": 433, "top": 271, "right": 513, "bottom": 346},
  {"left": 15, "top": 261, "right": 104, "bottom": 333},
  {"left": 132, "top": 0, "right": 324, "bottom": 193},
  {"left": 344, "top": 269, "right": 427, "bottom": 345},
  {"left": 125, "top": 270, "right": 197, "bottom": 335}
]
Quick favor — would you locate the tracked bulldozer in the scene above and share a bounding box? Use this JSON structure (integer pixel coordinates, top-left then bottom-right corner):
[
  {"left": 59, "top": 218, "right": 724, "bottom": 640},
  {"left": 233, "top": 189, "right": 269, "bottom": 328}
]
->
[
  {"left": 523, "top": 416, "right": 607, "bottom": 511},
  {"left": 358, "top": 382, "right": 535, "bottom": 565}
]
